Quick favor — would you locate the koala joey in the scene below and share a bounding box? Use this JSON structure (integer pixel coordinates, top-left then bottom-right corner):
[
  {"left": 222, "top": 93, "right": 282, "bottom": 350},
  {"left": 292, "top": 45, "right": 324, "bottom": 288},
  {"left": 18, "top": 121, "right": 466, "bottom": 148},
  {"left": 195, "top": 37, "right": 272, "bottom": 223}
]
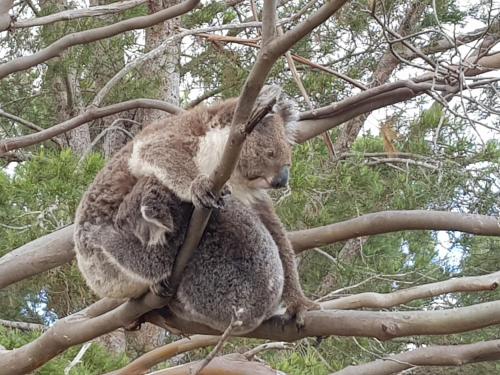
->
[{"left": 74, "top": 86, "right": 319, "bottom": 333}]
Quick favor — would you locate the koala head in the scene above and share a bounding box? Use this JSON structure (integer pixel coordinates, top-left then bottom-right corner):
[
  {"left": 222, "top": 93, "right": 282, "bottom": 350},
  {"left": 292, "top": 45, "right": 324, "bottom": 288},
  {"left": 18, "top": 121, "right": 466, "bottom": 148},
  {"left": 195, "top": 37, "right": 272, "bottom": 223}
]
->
[{"left": 236, "top": 95, "right": 299, "bottom": 191}]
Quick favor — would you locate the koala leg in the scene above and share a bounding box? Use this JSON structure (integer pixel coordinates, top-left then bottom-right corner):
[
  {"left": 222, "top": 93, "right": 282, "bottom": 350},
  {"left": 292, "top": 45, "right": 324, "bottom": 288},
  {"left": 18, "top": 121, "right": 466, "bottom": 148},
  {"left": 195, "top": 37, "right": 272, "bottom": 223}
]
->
[
  {"left": 116, "top": 177, "right": 175, "bottom": 246},
  {"left": 252, "top": 196, "right": 320, "bottom": 328}
]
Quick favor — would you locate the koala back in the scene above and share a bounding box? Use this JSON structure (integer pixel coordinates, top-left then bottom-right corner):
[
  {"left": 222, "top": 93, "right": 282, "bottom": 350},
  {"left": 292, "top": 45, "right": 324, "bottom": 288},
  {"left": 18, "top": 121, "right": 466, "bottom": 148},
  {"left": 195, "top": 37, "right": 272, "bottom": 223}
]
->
[{"left": 170, "top": 196, "right": 284, "bottom": 333}]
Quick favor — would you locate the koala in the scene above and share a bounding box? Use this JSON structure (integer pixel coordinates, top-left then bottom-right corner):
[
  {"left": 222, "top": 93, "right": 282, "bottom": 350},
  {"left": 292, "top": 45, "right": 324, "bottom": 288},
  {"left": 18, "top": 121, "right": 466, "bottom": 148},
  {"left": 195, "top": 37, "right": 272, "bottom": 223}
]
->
[{"left": 74, "top": 86, "right": 318, "bottom": 332}]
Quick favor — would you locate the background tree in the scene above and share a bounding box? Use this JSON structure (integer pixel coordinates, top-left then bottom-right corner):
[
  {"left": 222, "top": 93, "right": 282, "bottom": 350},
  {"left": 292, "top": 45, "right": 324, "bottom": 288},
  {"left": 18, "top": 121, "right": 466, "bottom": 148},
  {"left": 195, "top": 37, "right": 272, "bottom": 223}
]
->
[{"left": 0, "top": 0, "right": 499, "bottom": 373}]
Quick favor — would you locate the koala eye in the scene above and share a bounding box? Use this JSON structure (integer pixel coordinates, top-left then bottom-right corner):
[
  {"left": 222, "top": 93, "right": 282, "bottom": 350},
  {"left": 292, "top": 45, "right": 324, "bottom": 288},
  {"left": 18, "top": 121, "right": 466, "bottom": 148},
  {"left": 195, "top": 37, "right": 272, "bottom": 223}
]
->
[{"left": 266, "top": 150, "right": 275, "bottom": 158}]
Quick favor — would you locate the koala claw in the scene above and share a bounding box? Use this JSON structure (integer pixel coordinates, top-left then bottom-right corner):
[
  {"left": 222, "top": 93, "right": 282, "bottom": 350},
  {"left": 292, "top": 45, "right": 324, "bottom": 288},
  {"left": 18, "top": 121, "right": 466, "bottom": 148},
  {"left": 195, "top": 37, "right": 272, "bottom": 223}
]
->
[
  {"left": 124, "top": 316, "right": 145, "bottom": 331},
  {"left": 151, "top": 278, "right": 175, "bottom": 298},
  {"left": 284, "top": 297, "right": 321, "bottom": 330},
  {"left": 191, "top": 175, "right": 230, "bottom": 209}
]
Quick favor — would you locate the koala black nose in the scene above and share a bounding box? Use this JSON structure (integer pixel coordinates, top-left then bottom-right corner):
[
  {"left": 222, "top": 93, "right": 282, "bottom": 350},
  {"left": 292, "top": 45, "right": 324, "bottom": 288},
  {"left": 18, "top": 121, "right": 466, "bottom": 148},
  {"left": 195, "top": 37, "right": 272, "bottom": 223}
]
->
[{"left": 271, "top": 166, "right": 290, "bottom": 189}]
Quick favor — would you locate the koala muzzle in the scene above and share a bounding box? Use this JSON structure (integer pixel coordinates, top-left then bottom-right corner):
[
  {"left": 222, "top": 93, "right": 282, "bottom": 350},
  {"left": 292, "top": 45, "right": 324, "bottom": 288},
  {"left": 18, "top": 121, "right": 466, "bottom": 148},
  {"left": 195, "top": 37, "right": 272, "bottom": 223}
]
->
[{"left": 271, "top": 166, "right": 290, "bottom": 189}]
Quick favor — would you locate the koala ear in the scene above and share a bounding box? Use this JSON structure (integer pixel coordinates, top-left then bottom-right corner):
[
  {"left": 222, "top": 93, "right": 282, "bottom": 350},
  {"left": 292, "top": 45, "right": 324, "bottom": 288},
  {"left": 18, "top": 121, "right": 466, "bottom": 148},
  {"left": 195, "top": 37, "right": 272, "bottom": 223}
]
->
[{"left": 273, "top": 97, "right": 300, "bottom": 144}]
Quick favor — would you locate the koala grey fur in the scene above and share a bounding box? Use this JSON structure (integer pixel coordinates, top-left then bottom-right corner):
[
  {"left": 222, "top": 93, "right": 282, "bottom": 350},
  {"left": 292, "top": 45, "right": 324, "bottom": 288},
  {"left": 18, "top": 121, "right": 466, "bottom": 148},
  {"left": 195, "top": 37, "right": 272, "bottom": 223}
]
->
[{"left": 74, "top": 87, "right": 318, "bottom": 333}]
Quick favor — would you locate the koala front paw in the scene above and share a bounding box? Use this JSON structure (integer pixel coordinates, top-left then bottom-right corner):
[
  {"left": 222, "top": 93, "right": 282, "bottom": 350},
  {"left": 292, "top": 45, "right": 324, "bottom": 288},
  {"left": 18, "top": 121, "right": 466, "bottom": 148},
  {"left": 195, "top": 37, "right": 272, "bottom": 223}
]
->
[
  {"left": 150, "top": 278, "right": 175, "bottom": 298},
  {"left": 190, "top": 175, "right": 229, "bottom": 209},
  {"left": 284, "top": 297, "right": 320, "bottom": 330}
]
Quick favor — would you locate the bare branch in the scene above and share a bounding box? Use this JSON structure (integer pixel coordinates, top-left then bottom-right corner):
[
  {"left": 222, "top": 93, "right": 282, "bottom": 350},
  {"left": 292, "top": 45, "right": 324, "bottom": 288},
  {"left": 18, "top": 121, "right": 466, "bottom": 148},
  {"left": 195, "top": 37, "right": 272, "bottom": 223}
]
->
[
  {"left": 0, "top": 319, "right": 46, "bottom": 331},
  {"left": 0, "top": 0, "right": 200, "bottom": 80},
  {"left": 0, "top": 108, "right": 45, "bottom": 132},
  {"left": 0, "top": 99, "right": 182, "bottom": 155},
  {"left": 268, "top": 0, "right": 349, "bottom": 58},
  {"left": 243, "top": 342, "right": 290, "bottom": 360},
  {"left": 153, "top": 299, "right": 500, "bottom": 341},
  {"left": 323, "top": 270, "right": 500, "bottom": 310},
  {"left": 289, "top": 210, "right": 500, "bottom": 253},
  {"left": 5, "top": 296, "right": 500, "bottom": 375},
  {"left": 105, "top": 335, "right": 221, "bottom": 375},
  {"left": 193, "top": 308, "right": 242, "bottom": 375},
  {"left": 0, "top": 108, "right": 62, "bottom": 147},
  {"left": 92, "top": 22, "right": 266, "bottom": 107},
  {"left": 11, "top": 0, "right": 147, "bottom": 29},
  {"left": 0, "top": 225, "right": 74, "bottom": 290},
  {"left": 333, "top": 339, "right": 500, "bottom": 375}
]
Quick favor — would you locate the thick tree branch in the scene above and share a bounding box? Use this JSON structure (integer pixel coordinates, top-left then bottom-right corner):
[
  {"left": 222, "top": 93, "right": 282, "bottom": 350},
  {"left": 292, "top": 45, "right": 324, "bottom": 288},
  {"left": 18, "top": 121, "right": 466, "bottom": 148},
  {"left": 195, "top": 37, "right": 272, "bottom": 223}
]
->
[
  {"left": 333, "top": 339, "right": 500, "bottom": 375},
  {"left": 289, "top": 210, "right": 500, "bottom": 252},
  {"left": 154, "top": 300, "right": 500, "bottom": 341},
  {"left": 0, "top": 99, "right": 182, "bottom": 155},
  {"left": 0, "top": 225, "right": 74, "bottom": 290},
  {"left": 11, "top": 0, "right": 148, "bottom": 29},
  {"left": 1, "top": 210, "right": 498, "bottom": 290},
  {"left": 4, "top": 296, "right": 500, "bottom": 375},
  {"left": 0, "top": 0, "right": 200, "bottom": 80}
]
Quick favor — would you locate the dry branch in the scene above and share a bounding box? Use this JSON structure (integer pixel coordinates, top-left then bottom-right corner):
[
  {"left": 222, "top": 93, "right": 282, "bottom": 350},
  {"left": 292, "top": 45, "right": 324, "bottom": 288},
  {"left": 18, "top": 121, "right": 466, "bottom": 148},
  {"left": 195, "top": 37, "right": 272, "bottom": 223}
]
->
[
  {"left": 11, "top": 0, "right": 148, "bottom": 29},
  {"left": 0, "top": 0, "right": 200, "bottom": 79},
  {"left": 0, "top": 99, "right": 182, "bottom": 155},
  {"left": 333, "top": 339, "right": 500, "bottom": 375}
]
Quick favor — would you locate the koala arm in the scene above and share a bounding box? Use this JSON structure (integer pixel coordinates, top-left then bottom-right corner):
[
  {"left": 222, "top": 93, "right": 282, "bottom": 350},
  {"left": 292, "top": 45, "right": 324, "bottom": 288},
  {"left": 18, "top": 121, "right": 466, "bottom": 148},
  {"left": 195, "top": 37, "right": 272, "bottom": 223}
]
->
[
  {"left": 129, "top": 136, "right": 228, "bottom": 208},
  {"left": 129, "top": 137, "right": 199, "bottom": 202},
  {"left": 253, "top": 196, "right": 319, "bottom": 325}
]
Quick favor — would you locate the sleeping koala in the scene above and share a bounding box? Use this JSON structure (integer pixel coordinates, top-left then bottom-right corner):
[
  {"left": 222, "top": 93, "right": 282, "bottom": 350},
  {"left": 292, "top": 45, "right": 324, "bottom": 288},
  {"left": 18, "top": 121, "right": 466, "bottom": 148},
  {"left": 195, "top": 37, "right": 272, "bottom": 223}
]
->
[{"left": 74, "top": 86, "right": 318, "bottom": 332}]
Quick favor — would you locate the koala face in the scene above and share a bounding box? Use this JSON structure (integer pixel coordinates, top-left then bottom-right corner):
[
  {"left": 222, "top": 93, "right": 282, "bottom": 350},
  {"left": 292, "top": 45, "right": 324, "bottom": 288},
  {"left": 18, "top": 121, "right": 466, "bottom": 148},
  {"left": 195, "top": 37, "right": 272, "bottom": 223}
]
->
[{"left": 237, "top": 100, "right": 297, "bottom": 190}]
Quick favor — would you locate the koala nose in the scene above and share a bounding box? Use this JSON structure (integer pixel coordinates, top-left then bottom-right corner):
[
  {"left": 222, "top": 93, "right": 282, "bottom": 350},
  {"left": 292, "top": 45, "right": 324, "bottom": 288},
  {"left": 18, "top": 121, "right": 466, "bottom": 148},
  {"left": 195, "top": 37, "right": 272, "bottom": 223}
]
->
[{"left": 271, "top": 166, "right": 289, "bottom": 189}]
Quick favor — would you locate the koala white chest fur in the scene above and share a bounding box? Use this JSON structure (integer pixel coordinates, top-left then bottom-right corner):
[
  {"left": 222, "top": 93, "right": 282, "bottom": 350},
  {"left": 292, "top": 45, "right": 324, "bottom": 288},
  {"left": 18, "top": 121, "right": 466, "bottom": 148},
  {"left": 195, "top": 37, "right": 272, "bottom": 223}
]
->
[{"left": 74, "top": 87, "right": 318, "bottom": 333}]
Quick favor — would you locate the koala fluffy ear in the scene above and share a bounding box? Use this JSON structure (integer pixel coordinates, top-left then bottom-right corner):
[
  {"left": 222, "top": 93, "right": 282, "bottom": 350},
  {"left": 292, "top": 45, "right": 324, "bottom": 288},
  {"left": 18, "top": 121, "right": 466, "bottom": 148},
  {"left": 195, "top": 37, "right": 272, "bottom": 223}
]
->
[{"left": 273, "top": 96, "right": 300, "bottom": 144}]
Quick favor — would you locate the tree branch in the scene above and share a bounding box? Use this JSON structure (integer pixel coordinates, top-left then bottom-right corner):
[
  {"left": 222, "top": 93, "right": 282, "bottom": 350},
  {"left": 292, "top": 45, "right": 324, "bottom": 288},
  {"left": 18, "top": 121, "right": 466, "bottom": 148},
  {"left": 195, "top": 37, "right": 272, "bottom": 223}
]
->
[
  {"left": 106, "top": 335, "right": 221, "bottom": 375},
  {"left": 322, "top": 270, "right": 500, "bottom": 309},
  {"left": 0, "top": 319, "right": 46, "bottom": 331},
  {"left": 1, "top": 210, "right": 498, "bottom": 290},
  {"left": 147, "top": 353, "right": 278, "bottom": 375},
  {"left": 333, "top": 339, "right": 500, "bottom": 375},
  {"left": 11, "top": 0, "right": 148, "bottom": 29},
  {"left": 0, "top": 225, "right": 74, "bottom": 290},
  {"left": 0, "top": 99, "right": 182, "bottom": 155},
  {"left": 4, "top": 295, "right": 500, "bottom": 375},
  {"left": 153, "top": 299, "right": 500, "bottom": 341},
  {"left": 0, "top": 0, "right": 200, "bottom": 80},
  {"left": 289, "top": 210, "right": 500, "bottom": 253}
]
